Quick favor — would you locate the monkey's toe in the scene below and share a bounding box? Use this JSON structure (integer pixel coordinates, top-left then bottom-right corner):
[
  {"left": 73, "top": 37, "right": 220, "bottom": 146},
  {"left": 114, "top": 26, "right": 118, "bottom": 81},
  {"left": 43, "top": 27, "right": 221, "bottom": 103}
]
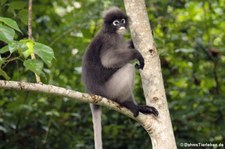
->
[
  {"left": 132, "top": 109, "right": 139, "bottom": 117},
  {"left": 138, "top": 105, "right": 159, "bottom": 116}
]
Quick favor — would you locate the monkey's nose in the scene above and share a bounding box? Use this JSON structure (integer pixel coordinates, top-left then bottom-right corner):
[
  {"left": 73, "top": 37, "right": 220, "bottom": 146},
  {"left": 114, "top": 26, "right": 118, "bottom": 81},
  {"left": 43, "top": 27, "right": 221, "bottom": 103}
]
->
[{"left": 119, "top": 26, "right": 126, "bottom": 30}]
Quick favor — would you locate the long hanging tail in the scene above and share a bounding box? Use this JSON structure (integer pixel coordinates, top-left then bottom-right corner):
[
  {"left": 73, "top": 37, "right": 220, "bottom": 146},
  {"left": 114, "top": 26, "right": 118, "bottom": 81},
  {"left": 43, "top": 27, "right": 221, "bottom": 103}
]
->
[{"left": 90, "top": 104, "right": 102, "bottom": 149}]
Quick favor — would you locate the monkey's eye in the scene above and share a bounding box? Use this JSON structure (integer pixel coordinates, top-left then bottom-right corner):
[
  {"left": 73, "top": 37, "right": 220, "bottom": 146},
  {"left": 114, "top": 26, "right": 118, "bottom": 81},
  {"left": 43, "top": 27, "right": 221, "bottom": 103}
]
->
[
  {"left": 113, "top": 20, "right": 120, "bottom": 26},
  {"left": 121, "top": 19, "right": 126, "bottom": 24}
]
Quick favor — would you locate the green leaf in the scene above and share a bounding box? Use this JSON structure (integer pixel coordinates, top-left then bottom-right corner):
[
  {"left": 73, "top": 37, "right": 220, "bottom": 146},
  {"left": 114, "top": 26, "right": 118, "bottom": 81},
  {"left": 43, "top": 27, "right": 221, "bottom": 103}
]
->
[
  {"left": 22, "top": 41, "right": 34, "bottom": 58},
  {"left": 8, "top": 41, "right": 21, "bottom": 53},
  {"left": 0, "top": 45, "right": 9, "bottom": 54},
  {"left": 0, "top": 55, "right": 5, "bottom": 65},
  {"left": 23, "top": 59, "right": 43, "bottom": 75},
  {"left": 18, "top": 9, "right": 28, "bottom": 25},
  {"left": 18, "top": 39, "right": 34, "bottom": 58},
  {"left": 34, "top": 42, "right": 55, "bottom": 67},
  {"left": 26, "top": 41, "right": 34, "bottom": 52},
  {"left": 0, "top": 0, "right": 7, "bottom": 6},
  {"left": 0, "top": 24, "right": 15, "bottom": 43},
  {"left": 0, "top": 68, "right": 10, "bottom": 80},
  {"left": 0, "top": 41, "right": 24, "bottom": 54},
  {"left": 0, "top": 16, "right": 22, "bottom": 33},
  {"left": 8, "top": 1, "right": 26, "bottom": 10}
]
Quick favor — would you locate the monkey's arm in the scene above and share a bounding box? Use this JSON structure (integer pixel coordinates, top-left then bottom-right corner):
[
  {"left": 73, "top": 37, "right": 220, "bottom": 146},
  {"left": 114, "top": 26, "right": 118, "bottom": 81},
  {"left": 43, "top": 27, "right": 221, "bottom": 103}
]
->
[
  {"left": 127, "top": 40, "right": 145, "bottom": 69},
  {"left": 101, "top": 48, "right": 144, "bottom": 69}
]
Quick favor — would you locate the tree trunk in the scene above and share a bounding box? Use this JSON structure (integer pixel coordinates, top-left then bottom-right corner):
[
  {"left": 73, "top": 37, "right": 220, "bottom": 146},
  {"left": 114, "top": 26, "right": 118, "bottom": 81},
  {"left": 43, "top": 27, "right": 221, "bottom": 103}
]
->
[{"left": 124, "top": 0, "right": 177, "bottom": 148}]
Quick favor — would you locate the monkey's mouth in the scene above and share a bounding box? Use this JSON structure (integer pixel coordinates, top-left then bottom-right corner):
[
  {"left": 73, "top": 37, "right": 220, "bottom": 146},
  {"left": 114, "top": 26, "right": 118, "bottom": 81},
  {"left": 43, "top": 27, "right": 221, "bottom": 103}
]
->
[{"left": 117, "top": 27, "right": 126, "bottom": 34}]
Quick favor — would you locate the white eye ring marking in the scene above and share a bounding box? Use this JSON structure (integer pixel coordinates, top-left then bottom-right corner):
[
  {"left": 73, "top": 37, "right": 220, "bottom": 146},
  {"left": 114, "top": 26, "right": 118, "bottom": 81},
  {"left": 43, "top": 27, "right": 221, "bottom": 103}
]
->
[
  {"left": 121, "top": 19, "right": 126, "bottom": 24},
  {"left": 113, "top": 20, "right": 120, "bottom": 26}
]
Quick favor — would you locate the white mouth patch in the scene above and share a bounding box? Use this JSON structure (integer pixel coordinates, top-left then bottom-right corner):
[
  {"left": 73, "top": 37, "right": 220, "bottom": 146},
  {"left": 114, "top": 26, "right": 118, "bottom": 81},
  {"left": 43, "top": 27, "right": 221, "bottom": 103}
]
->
[{"left": 117, "top": 27, "right": 126, "bottom": 34}]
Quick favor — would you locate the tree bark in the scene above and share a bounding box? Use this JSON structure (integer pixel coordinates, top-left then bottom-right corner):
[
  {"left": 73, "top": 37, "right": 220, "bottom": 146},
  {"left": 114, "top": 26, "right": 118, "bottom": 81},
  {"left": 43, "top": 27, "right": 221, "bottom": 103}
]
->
[{"left": 124, "top": 0, "right": 177, "bottom": 149}]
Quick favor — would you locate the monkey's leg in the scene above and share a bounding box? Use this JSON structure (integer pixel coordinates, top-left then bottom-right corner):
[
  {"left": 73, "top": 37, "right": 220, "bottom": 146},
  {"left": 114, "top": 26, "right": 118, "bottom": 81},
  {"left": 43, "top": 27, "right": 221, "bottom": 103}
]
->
[
  {"left": 90, "top": 104, "right": 102, "bottom": 149},
  {"left": 120, "top": 100, "right": 139, "bottom": 117},
  {"left": 104, "top": 64, "right": 158, "bottom": 117},
  {"left": 104, "top": 64, "right": 140, "bottom": 116}
]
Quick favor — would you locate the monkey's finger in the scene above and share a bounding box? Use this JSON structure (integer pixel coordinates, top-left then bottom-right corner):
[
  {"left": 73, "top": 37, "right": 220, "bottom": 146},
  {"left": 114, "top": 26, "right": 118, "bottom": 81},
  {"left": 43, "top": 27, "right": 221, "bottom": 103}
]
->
[
  {"left": 135, "top": 63, "right": 144, "bottom": 70},
  {"left": 135, "top": 63, "right": 140, "bottom": 69},
  {"left": 132, "top": 110, "right": 139, "bottom": 117},
  {"left": 135, "top": 63, "right": 142, "bottom": 69}
]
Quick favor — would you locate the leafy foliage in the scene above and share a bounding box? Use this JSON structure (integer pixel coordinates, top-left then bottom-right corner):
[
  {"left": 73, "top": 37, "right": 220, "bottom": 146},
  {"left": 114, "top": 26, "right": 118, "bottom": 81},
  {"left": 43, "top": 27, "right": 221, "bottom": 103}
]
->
[
  {"left": 0, "top": 17, "right": 54, "bottom": 80},
  {"left": 0, "top": 0, "right": 225, "bottom": 149}
]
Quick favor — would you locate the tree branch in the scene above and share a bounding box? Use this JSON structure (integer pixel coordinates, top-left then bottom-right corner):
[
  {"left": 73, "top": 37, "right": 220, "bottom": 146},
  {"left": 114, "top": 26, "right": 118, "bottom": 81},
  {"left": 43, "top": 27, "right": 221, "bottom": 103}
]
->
[{"left": 0, "top": 80, "right": 154, "bottom": 124}]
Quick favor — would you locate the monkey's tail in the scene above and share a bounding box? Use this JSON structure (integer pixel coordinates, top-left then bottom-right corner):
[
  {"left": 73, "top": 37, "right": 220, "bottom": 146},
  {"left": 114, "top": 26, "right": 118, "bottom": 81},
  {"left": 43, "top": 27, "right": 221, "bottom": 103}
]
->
[{"left": 90, "top": 104, "right": 102, "bottom": 149}]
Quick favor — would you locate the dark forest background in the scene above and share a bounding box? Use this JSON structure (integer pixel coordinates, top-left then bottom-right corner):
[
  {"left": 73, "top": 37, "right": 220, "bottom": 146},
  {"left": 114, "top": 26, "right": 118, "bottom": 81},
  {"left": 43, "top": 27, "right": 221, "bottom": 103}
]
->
[{"left": 0, "top": 0, "right": 224, "bottom": 148}]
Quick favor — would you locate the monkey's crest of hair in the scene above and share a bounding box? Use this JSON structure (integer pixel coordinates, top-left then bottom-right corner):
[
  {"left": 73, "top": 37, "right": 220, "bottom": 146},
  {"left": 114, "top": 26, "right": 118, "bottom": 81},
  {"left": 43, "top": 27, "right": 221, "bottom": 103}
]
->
[{"left": 102, "top": 6, "right": 128, "bottom": 24}]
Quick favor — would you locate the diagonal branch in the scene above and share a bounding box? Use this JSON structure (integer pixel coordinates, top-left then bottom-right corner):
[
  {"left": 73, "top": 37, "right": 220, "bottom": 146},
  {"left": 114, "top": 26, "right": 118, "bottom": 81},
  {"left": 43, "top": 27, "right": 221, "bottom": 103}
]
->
[{"left": 0, "top": 80, "right": 154, "bottom": 125}]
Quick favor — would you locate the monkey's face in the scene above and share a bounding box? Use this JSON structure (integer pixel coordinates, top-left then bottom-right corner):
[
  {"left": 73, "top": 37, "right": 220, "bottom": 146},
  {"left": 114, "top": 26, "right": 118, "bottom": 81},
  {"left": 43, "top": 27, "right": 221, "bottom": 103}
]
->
[
  {"left": 112, "top": 18, "right": 127, "bottom": 35},
  {"left": 103, "top": 8, "right": 129, "bottom": 34}
]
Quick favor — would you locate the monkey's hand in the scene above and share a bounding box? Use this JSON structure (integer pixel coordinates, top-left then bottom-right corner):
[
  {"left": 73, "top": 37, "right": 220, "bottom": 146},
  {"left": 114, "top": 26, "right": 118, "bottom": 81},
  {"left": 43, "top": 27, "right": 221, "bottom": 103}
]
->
[
  {"left": 135, "top": 56, "right": 144, "bottom": 70},
  {"left": 128, "top": 40, "right": 135, "bottom": 49}
]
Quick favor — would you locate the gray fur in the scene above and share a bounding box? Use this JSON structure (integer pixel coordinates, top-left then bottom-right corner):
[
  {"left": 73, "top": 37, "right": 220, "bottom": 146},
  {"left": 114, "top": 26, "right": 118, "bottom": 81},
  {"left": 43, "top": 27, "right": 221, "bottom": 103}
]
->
[
  {"left": 100, "top": 38, "right": 132, "bottom": 68},
  {"left": 90, "top": 104, "right": 102, "bottom": 149},
  {"left": 104, "top": 64, "right": 135, "bottom": 102}
]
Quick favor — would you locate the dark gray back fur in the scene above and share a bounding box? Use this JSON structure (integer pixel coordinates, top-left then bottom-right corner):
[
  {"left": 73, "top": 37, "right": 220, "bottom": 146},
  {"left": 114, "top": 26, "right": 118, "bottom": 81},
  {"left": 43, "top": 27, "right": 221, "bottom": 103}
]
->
[{"left": 82, "top": 7, "right": 130, "bottom": 96}]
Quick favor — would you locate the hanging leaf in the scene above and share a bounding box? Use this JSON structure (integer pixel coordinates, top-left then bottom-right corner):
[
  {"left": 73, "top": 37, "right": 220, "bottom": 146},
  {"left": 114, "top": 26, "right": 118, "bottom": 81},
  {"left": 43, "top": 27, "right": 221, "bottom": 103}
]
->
[
  {"left": 0, "top": 24, "right": 15, "bottom": 43},
  {"left": 34, "top": 42, "right": 55, "bottom": 67},
  {"left": 23, "top": 59, "right": 43, "bottom": 75},
  {"left": 0, "top": 16, "right": 22, "bottom": 33},
  {"left": 0, "top": 45, "right": 9, "bottom": 54},
  {"left": 8, "top": 41, "right": 21, "bottom": 53}
]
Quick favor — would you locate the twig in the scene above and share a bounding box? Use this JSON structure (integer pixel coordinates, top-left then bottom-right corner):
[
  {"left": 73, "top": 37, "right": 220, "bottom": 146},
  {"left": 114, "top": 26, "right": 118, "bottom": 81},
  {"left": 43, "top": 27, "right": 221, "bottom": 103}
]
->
[{"left": 28, "top": 0, "right": 41, "bottom": 82}]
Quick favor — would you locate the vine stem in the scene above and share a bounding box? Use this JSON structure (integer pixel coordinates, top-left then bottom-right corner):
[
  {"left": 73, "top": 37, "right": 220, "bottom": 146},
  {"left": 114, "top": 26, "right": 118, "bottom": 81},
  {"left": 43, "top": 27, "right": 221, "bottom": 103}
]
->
[{"left": 28, "top": 0, "right": 41, "bottom": 83}]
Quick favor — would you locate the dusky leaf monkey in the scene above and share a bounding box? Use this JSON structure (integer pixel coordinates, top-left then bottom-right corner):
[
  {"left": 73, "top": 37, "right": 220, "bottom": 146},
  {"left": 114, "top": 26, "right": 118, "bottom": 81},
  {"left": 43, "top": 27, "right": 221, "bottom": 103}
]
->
[{"left": 82, "top": 7, "right": 158, "bottom": 149}]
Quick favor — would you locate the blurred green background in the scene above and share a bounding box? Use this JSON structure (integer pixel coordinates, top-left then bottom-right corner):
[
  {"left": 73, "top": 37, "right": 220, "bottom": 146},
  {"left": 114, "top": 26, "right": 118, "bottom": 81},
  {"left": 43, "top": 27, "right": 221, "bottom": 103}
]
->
[{"left": 0, "top": 0, "right": 224, "bottom": 148}]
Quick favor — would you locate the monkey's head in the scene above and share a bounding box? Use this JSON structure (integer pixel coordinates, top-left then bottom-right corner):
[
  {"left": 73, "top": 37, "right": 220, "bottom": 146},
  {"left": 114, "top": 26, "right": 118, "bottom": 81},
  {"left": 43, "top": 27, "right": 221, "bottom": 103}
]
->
[{"left": 102, "top": 7, "right": 129, "bottom": 35}]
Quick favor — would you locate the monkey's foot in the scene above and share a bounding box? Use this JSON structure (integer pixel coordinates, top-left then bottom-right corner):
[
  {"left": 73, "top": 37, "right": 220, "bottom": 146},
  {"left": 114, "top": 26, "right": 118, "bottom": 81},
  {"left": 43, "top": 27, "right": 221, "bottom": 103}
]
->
[{"left": 138, "top": 105, "right": 159, "bottom": 116}]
